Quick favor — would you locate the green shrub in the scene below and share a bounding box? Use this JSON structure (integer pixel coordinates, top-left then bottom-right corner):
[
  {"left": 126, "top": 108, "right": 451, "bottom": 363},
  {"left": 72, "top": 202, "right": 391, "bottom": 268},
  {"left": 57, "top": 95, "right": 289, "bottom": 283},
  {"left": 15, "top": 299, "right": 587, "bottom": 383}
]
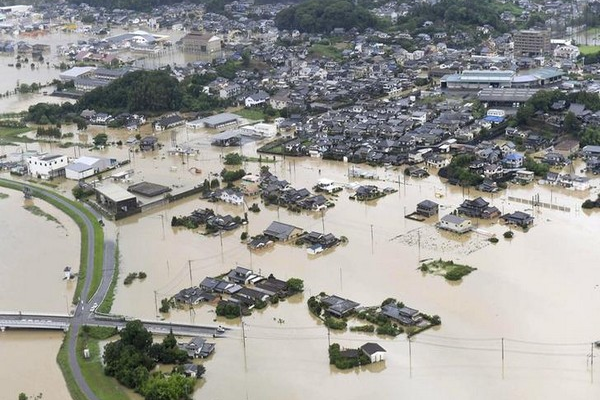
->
[
  {"left": 376, "top": 323, "right": 402, "bottom": 337},
  {"left": 324, "top": 316, "right": 347, "bottom": 331},
  {"left": 349, "top": 324, "right": 375, "bottom": 333},
  {"left": 124, "top": 272, "right": 138, "bottom": 285}
]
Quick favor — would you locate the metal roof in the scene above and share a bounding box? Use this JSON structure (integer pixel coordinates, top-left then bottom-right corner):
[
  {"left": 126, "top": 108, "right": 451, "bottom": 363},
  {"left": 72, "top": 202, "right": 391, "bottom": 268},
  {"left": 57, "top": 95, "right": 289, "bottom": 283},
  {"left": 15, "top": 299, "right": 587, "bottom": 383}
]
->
[
  {"left": 96, "top": 184, "right": 136, "bottom": 202},
  {"left": 478, "top": 88, "right": 539, "bottom": 102}
]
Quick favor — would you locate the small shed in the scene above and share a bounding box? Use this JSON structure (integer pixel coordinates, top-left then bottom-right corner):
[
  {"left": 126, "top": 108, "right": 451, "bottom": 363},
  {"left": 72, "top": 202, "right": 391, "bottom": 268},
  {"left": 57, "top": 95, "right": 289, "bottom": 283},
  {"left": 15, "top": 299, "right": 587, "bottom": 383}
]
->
[{"left": 360, "top": 343, "right": 386, "bottom": 363}]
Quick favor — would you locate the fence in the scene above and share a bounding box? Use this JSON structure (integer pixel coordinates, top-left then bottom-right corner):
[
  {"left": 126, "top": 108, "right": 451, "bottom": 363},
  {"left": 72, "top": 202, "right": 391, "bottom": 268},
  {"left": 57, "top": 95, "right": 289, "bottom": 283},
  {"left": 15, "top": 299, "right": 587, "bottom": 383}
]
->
[{"left": 508, "top": 196, "right": 571, "bottom": 212}]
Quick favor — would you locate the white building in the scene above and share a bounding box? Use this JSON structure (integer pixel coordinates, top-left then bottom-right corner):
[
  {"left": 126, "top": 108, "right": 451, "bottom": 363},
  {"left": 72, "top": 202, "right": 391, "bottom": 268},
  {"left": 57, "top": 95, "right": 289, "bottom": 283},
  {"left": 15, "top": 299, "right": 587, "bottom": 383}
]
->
[
  {"left": 27, "top": 154, "right": 68, "bottom": 179},
  {"left": 219, "top": 188, "right": 244, "bottom": 205},
  {"left": 486, "top": 109, "right": 506, "bottom": 118},
  {"left": 248, "top": 123, "right": 276, "bottom": 137},
  {"left": 59, "top": 66, "right": 96, "bottom": 82},
  {"left": 360, "top": 343, "right": 386, "bottom": 363},
  {"left": 65, "top": 156, "right": 117, "bottom": 180},
  {"left": 438, "top": 214, "right": 472, "bottom": 234},
  {"left": 245, "top": 91, "right": 270, "bottom": 108}
]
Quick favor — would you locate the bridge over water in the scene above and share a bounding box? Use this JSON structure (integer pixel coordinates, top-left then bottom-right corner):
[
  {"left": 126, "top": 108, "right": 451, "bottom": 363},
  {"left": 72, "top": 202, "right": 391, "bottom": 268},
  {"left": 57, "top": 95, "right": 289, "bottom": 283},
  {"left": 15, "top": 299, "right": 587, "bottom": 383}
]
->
[{"left": 0, "top": 312, "right": 236, "bottom": 338}]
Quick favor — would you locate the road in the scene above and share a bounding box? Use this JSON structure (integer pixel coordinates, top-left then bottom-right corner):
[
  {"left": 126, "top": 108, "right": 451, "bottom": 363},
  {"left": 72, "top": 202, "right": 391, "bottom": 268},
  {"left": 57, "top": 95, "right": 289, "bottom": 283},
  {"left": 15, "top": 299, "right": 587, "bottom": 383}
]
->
[
  {"left": 0, "top": 178, "right": 232, "bottom": 400},
  {"left": 0, "top": 178, "right": 103, "bottom": 400}
]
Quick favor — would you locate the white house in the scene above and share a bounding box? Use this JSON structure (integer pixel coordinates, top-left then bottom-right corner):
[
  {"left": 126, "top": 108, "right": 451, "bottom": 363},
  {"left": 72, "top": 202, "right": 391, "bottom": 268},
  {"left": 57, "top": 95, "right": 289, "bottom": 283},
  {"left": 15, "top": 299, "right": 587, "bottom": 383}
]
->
[
  {"left": 219, "top": 83, "right": 242, "bottom": 99},
  {"left": 425, "top": 154, "right": 450, "bottom": 169},
  {"left": 219, "top": 188, "right": 244, "bottom": 205},
  {"left": 515, "top": 170, "right": 534, "bottom": 184},
  {"left": 483, "top": 163, "right": 504, "bottom": 179},
  {"left": 27, "top": 154, "right": 69, "bottom": 179},
  {"left": 360, "top": 343, "right": 386, "bottom": 363},
  {"left": 438, "top": 214, "right": 472, "bottom": 234},
  {"left": 411, "top": 111, "right": 428, "bottom": 124},
  {"left": 245, "top": 90, "right": 270, "bottom": 108},
  {"left": 65, "top": 156, "right": 117, "bottom": 180}
]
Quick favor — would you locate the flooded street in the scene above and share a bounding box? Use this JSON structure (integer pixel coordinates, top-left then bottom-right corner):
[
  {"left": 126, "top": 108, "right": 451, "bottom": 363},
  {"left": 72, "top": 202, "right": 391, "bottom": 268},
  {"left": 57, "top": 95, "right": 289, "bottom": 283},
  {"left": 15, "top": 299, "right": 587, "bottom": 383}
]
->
[{"left": 1, "top": 29, "right": 600, "bottom": 400}]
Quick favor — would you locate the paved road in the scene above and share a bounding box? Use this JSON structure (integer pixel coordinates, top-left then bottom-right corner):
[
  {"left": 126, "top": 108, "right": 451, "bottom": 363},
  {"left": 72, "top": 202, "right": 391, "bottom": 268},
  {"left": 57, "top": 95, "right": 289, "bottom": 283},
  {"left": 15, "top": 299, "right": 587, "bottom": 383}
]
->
[
  {"left": 0, "top": 178, "right": 102, "bottom": 400},
  {"left": 0, "top": 179, "right": 232, "bottom": 400}
]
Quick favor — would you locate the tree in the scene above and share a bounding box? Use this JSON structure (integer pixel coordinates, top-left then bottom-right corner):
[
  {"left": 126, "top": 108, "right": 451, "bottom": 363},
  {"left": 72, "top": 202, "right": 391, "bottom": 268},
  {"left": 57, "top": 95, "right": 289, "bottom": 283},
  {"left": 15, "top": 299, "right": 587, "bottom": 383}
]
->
[
  {"left": 286, "top": 278, "right": 304, "bottom": 293},
  {"left": 19, "top": 394, "right": 28, "bottom": 400},
  {"left": 120, "top": 320, "right": 153, "bottom": 352},
  {"left": 563, "top": 111, "right": 580, "bottom": 134},
  {"left": 140, "top": 373, "right": 196, "bottom": 400},
  {"left": 93, "top": 133, "right": 108, "bottom": 147},
  {"left": 224, "top": 152, "right": 243, "bottom": 165},
  {"left": 515, "top": 103, "right": 534, "bottom": 126},
  {"left": 77, "top": 119, "right": 88, "bottom": 131},
  {"left": 241, "top": 50, "right": 251, "bottom": 67}
]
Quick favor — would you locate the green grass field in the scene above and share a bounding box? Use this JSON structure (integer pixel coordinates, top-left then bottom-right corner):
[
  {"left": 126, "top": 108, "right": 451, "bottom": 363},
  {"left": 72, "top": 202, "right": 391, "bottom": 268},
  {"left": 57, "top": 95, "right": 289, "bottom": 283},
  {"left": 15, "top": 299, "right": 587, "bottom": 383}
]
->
[
  {"left": 0, "top": 125, "right": 33, "bottom": 144},
  {"left": 235, "top": 108, "right": 265, "bottom": 121},
  {"left": 578, "top": 45, "right": 600, "bottom": 55},
  {"left": 309, "top": 44, "right": 344, "bottom": 61}
]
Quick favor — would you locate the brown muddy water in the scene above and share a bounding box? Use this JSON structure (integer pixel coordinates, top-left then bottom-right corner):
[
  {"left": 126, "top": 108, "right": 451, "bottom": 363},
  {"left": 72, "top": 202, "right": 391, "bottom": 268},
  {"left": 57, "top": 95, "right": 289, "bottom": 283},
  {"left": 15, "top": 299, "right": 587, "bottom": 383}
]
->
[
  {"left": 3, "top": 127, "right": 600, "bottom": 399},
  {"left": 1, "top": 35, "right": 600, "bottom": 398}
]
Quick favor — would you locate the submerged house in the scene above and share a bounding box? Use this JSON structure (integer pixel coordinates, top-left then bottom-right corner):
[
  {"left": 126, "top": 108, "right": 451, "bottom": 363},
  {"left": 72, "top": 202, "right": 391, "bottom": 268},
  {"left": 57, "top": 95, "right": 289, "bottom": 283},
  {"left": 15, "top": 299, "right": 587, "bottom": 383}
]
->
[
  {"left": 381, "top": 304, "right": 423, "bottom": 326},
  {"left": 321, "top": 295, "right": 360, "bottom": 318},
  {"left": 438, "top": 214, "right": 472, "bottom": 234},
  {"left": 180, "top": 336, "right": 215, "bottom": 358},
  {"left": 416, "top": 200, "right": 439, "bottom": 217},
  {"left": 263, "top": 221, "right": 303, "bottom": 241},
  {"left": 500, "top": 211, "right": 534, "bottom": 228},
  {"left": 457, "top": 197, "right": 500, "bottom": 219}
]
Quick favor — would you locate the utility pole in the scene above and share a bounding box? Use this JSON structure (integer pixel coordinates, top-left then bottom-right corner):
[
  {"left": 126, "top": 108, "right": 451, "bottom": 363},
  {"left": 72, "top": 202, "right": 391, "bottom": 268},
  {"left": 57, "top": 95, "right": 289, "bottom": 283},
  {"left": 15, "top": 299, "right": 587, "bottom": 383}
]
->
[
  {"left": 219, "top": 230, "right": 224, "bottom": 264},
  {"left": 154, "top": 290, "right": 159, "bottom": 317},
  {"left": 370, "top": 224, "right": 374, "bottom": 254},
  {"left": 408, "top": 336, "right": 412, "bottom": 376},
  {"left": 241, "top": 319, "right": 246, "bottom": 349},
  {"left": 501, "top": 337, "right": 505, "bottom": 363},
  {"left": 188, "top": 260, "right": 193, "bottom": 287},
  {"left": 327, "top": 326, "right": 331, "bottom": 347},
  {"left": 321, "top": 209, "right": 325, "bottom": 233}
]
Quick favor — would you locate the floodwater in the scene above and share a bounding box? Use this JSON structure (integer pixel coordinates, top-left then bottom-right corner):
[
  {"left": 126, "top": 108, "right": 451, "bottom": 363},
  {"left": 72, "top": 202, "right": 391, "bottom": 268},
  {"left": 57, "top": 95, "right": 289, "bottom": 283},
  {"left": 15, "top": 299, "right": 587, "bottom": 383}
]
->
[
  {"left": 3, "top": 127, "right": 600, "bottom": 399},
  {"left": 0, "top": 331, "right": 72, "bottom": 400},
  {"left": 2, "top": 30, "right": 600, "bottom": 400}
]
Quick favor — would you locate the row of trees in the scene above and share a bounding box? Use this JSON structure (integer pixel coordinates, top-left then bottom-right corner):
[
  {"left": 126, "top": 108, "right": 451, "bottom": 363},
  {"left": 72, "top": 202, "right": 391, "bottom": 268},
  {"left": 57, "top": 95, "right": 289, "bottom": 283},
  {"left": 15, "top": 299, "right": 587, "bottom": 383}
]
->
[
  {"left": 275, "top": 0, "right": 381, "bottom": 34},
  {"left": 397, "top": 0, "right": 516, "bottom": 35},
  {"left": 514, "top": 89, "right": 600, "bottom": 146},
  {"left": 103, "top": 320, "right": 203, "bottom": 400},
  {"left": 70, "top": 0, "right": 202, "bottom": 11},
  {"left": 78, "top": 70, "right": 183, "bottom": 114},
  {"left": 25, "top": 65, "right": 247, "bottom": 124}
]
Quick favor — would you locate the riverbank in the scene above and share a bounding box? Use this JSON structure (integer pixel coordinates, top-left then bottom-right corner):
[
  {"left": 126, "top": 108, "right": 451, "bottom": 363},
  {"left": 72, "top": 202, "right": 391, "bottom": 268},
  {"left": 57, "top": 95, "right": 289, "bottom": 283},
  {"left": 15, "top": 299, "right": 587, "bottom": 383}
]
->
[{"left": 0, "top": 178, "right": 104, "bottom": 303}]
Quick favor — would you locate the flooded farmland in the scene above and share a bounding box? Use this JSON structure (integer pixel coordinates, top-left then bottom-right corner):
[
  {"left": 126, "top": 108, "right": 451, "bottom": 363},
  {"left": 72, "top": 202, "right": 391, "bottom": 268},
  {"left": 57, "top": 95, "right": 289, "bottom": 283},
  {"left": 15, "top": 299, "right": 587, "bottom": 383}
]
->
[{"left": 1, "top": 28, "right": 600, "bottom": 400}]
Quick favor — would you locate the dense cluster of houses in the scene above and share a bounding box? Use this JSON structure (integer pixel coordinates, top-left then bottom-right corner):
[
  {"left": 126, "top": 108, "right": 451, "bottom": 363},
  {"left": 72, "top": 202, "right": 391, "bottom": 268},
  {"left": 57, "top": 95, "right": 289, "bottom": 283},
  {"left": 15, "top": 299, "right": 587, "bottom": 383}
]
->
[
  {"left": 172, "top": 266, "right": 296, "bottom": 314},
  {"left": 260, "top": 171, "right": 329, "bottom": 211},
  {"left": 171, "top": 207, "right": 241, "bottom": 232}
]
